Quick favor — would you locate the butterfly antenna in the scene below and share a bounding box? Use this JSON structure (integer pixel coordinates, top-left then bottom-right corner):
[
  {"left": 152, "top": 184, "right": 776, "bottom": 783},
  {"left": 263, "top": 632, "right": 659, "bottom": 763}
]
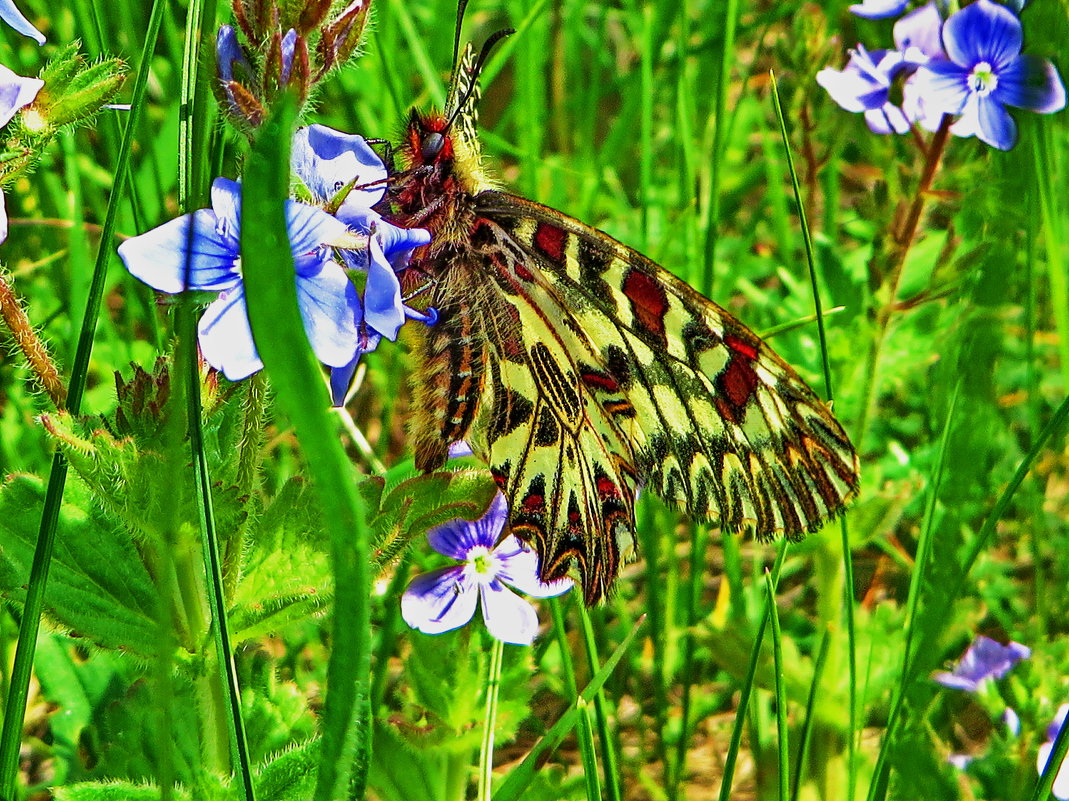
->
[
  {"left": 444, "top": 27, "right": 515, "bottom": 132},
  {"left": 452, "top": 0, "right": 470, "bottom": 72}
]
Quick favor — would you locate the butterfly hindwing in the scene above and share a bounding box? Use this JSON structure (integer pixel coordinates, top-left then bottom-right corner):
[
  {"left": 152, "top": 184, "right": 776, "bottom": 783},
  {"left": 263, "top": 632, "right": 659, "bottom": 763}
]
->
[{"left": 471, "top": 192, "right": 859, "bottom": 542}]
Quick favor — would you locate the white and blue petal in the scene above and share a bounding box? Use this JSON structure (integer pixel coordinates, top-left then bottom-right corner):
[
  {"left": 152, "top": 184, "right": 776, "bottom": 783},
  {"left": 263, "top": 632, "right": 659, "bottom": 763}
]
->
[
  {"left": 294, "top": 255, "right": 360, "bottom": 368},
  {"left": 118, "top": 208, "right": 242, "bottom": 294},
  {"left": 478, "top": 580, "right": 541, "bottom": 645},
  {"left": 427, "top": 493, "right": 508, "bottom": 559},
  {"left": 292, "top": 124, "right": 388, "bottom": 208},
  {"left": 973, "top": 93, "right": 1017, "bottom": 149},
  {"left": 0, "top": 64, "right": 43, "bottom": 128},
  {"left": 996, "top": 54, "right": 1067, "bottom": 113},
  {"left": 494, "top": 536, "right": 574, "bottom": 599},
  {"left": 914, "top": 59, "right": 971, "bottom": 115},
  {"left": 363, "top": 238, "right": 406, "bottom": 341},
  {"left": 197, "top": 287, "right": 263, "bottom": 381},
  {"left": 893, "top": 2, "right": 944, "bottom": 61},
  {"left": 401, "top": 566, "right": 479, "bottom": 635},
  {"left": 0, "top": 0, "right": 44, "bottom": 44},
  {"left": 941, "top": 0, "right": 1022, "bottom": 69},
  {"left": 848, "top": 0, "right": 907, "bottom": 19}
]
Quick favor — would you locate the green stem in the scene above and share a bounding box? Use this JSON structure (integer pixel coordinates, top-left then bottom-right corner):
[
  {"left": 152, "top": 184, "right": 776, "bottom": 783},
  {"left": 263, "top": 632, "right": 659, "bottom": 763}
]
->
[
  {"left": 855, "top": 117, "right": 952, "bottom": 447},
  {"left": 0, "top": 2, "right": 168, "bottom": 794},
  {"left": 477, "top": 638, "right": 505, "bottom": 801}
]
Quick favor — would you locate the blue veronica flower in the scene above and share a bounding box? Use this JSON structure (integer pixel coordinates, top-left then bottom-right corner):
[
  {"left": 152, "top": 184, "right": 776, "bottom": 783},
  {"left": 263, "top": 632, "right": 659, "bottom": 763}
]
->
[
  {"left": 914, "top": 0, "right": 1066, "bottom": 149},
  {"left": 893, "top": 2, "right": 945, "bottom": 61},
  {"left": 117, "top": 176, "right": 360, "bottom": 381},
  {"left": 0, "top": 0, "right": 44, "bottom": 44},
  {"left": 1037, "top": 704, "right": 1068, "bottom": 801},
  {"left": 817, "top": 45, "right": 925, "bottom": 134},
  {"left": 289, "top": 124, "right": 433, "bottom": 405},
  {"left": 401, "top": 492, "right": 572, "bottom": 646},
  {"left": 932, "top": 635, "right": 1030, "bottom": 691},
  {"left": 849, "top": 0, "right": 909, "bottom": 19}
]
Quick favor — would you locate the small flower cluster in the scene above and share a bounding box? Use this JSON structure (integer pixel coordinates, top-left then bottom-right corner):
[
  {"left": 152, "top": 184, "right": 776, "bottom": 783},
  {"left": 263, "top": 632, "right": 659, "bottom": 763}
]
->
[
  {"left": 934, "top": 635, "right": 1067, "bottom": 797},
  {"left": 118, "top": 125, "right": 432, "bottom": 404},
  {"left": 818, "top": 0, "right": 1065, "bottom": 149},
  {"left": 216, "top": 0, "right": 369, "bottom": 130}
]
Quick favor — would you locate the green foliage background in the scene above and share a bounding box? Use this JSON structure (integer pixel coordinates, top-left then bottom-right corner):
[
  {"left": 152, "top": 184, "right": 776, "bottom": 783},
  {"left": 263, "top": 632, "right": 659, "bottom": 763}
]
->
[{"left": 0, "top": 0, "right": 1067, "bottom": 799}]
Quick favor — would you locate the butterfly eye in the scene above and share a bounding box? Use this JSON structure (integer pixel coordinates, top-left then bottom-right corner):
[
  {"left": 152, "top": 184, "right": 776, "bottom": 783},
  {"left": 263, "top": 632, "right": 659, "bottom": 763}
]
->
[{"left": 421, "top": 132, "right": 445, "bottom": 163}]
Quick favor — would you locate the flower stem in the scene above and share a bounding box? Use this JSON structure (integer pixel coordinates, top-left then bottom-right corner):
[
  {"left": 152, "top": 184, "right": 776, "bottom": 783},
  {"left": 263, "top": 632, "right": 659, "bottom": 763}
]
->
[
  {"left": 477, "top": 637, "right": 504, "bottom": 801},
  {"left": 0, "top": 270, "right": 67, "bottom": 408},
  {"left": 855, "top": 116, "right": 952, "bottom": 447}
]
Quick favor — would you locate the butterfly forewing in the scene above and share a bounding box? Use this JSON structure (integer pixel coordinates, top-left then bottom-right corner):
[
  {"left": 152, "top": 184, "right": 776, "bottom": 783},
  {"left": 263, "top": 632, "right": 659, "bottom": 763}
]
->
[{"left": 389, "top": 46, "right": 859, "bottom": 605}]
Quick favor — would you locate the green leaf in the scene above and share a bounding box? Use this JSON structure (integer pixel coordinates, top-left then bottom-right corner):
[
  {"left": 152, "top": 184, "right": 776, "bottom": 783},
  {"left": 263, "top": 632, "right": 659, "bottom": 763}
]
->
[
  {"left": 0, "top": 475, "right": 159, "bottom": 660},
  {"left": 255, "top": 740, "right": 321, "bottom": 801},
  {"left": 54, "top": 781, "right": 189, "bottom": 801}
]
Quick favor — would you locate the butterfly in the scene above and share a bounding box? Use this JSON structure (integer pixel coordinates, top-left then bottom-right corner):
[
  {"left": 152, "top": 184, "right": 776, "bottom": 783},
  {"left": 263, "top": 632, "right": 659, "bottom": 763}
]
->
[{"left": 383, "top": 36, "right": 860, "bottom": 605}]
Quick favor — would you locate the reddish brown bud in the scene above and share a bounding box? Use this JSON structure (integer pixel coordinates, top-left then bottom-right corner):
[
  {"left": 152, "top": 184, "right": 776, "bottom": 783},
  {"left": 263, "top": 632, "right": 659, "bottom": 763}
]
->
[
  {"left": 316, "top": 0, "right": 370, "bottom": 75},
  {"left": 297, "top": 0, "right": 333, "bottom": 34}
]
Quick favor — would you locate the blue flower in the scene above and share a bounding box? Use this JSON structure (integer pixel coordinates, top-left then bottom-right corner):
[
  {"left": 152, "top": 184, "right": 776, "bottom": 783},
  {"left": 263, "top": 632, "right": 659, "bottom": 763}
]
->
[
  {"left": 817, "top": 45, "right": 924, "bottom": 134},
  {"left": 1037, "top": 704, "right": 1069, "bottom": 801},
  {"left": 849, "top": 0, "right": 909, "bottom": 19},
  {"left": 932, "top": 635, "right": 1030, "bottom": 691},
  {"left": 401, "top": 492, "right": 573, "bottom": 646},
  {"left": 914, "top": 0, "right": 1066, "bottom": 149},
  {"left": 216, "top": 25, "right": 256, "bottom": 119},
  {"left": 117, "top": 176, "right": 360, "bottom": 381},
  {"left": 0, "top": 0, "right": 44, "bottom": 44},
  {"left": 289, "top": 124, "right": 433, "bottom": 405},
  {"left": 893, "top": 2, "right": 945, "bottom": 61}
]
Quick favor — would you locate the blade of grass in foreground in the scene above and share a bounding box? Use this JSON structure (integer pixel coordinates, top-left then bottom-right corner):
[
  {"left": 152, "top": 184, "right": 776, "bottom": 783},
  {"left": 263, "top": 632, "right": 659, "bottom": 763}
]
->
[
  {"left": 240, "top": 95, "right": 373, "bottom": 801},
  {"left": 492, "top": 615, "right": 645, "bottom": 801},
  {"left": 769, "top": 68, "right": 859, "bottom": 798},
  {"left": 764, "top": 569, "right": 789, "bottom": 801},
  {"left": 0, "top": 1, "right": 168, "bottom": 794},
  {"left": 717, "top": 542, "right": 787, "bottom": 801}
]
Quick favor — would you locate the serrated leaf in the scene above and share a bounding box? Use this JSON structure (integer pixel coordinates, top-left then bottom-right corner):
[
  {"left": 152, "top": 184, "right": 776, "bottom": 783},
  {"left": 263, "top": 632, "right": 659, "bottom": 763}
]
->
[
  {"left": 231, "top": 476, "right": 331, "bottom": 641},
  {"left": 255, "top": 739, "right": 320, "bottom": 801},
  {"left": 0, "top": 475, "right": 159, "bottom": 659}
]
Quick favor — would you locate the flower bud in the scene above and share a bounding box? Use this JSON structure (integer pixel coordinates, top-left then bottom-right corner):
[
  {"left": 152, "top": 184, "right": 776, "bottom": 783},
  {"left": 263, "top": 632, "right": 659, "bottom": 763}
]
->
[{"left": 317, "top": 0, "right": 370, "bottom": 75}]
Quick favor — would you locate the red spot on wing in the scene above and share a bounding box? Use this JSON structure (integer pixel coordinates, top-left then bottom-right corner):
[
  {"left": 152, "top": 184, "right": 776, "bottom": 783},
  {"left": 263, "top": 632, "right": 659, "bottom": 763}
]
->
[
  {"left": 533, "top": 222, "right": 567, "bottom": 263},
  {"left": 725, "top": 334, "right": 759, "bottom": 361},
  {"left": 721, "top": 357, "right": 759, "bottom": 409},
  {"left": 581, "top": 370, "right": 620, "bottom": 393},
  {"left": 522, "top": 494, "right": 545, "bottom": 512},
  {"left": 622, "top": 269, "right": 669, "bottom": 344},
  {"left": 490, "top": 468, "right": 508, "bottom": 491},
  {"left": 596, "top": 475, "right": 621, "bottom": 498}
]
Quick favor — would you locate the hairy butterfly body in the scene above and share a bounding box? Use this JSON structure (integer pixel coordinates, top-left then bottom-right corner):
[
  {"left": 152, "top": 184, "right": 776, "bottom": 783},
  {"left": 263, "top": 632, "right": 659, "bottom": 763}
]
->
[{"left": 387, "top": 46, "right": 860, "bottom": 604}]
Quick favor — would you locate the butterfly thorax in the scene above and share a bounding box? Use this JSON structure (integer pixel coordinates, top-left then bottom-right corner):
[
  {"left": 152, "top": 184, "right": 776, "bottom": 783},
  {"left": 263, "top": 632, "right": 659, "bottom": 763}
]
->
[{"left": 390, "top": 109, "right": 496, "bottom": 259}]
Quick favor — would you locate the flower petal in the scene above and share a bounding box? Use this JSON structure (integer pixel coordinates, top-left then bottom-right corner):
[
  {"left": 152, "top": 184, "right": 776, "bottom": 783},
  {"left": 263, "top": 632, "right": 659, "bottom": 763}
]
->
[
  {"left": 0, "top": 0, "right": 44, "bottom": 44},
  {"left": 427, "top": 492, "right": 508, "bottom": 559},
  {"left": 286, "top": 199, "right": 350, "bottom": 257},
  {"left": 118, "top": 209, "right": 241, "bottom": 294},
  {"left": 280, "top": 29, "right": 297, "bottom": 86},
  {"left": 197, "top": 288, "right": 263, "bottom": 380},
  {"left": 401, "top": 566, "right": 479, "bottom": 635},
  {"left": 848, "top": 0, "right": 907, "bottom": 19},
  {"left": 933, "top": 635, "right": 1030, "bottom": 690},
  {"left": 291, "top": 124, "right": 388, "bottom": 208},
  {"left": 914, "top": 59, "right": 971, "bottom": 115},
  {"left": 996, "top": 54, "right": 1067, "bottom": 113},
  {"left": 865, "top": 103, "right": 912, "bottom": 134},
  {"left": 493, "top": 535, "right": 574, "bottom": 598},
  {"left": 363, "top": 238, "right": 406, "bottom": 340},
  {"left": 479, "top": 580, "right": 541, "bottom": 645},
  {"left": 893, "top": 2, "right": 944, "bottom": 60},
  {"left": 0, "top": 64, "right": 43, "bottom": 128},
  {"left": 974, "top": 93, "right": 1017, "bottom": 149},
  {"left": 942, "top": 0, "right": 1022, "bottom": 69},
  {"left": 295, "top": 256, "right": 360, "bottom": 368}
]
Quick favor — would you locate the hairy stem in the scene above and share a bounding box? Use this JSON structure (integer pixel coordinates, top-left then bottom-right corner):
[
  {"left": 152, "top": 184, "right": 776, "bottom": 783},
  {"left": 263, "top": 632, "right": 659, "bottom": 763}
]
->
[{"left": 0, "top": 271, "right": 67, "bottom": 408}]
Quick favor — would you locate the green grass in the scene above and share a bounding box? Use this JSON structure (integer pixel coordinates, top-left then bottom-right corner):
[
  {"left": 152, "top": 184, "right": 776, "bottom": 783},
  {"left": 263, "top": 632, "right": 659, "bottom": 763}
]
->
[{"left": 0, "top": 1, "right": 1067, "bottom": 800}]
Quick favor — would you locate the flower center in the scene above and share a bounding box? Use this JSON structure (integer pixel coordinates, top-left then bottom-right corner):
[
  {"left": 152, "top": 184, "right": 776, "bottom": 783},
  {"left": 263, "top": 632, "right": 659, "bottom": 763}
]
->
[
  {"left": 968, "top": 62, "right": 998, "bottom": 96},
  {"left": 466, "top": 546, "right": 498, "bottom": 584}
]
